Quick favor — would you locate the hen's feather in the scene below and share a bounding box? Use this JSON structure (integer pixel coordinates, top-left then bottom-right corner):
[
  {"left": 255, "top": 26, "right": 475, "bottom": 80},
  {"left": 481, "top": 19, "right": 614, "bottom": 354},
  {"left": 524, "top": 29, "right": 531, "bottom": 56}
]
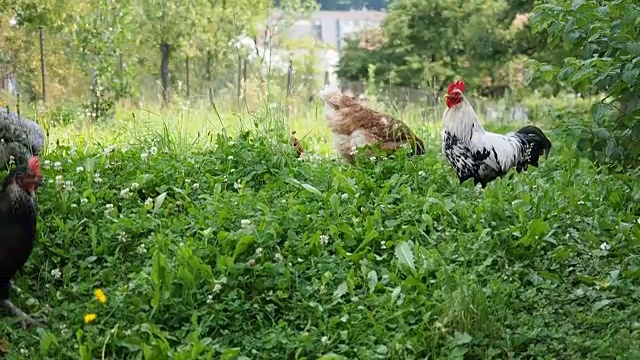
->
[
  {"left": 319, "top": 84, "right": 425, "bottom": 163},
  {"left": 442, "top": 97, "right": 551, "bottom": 187},
  {"left": 0, "top": 108, "right": 46, "bottom": 171},
  {"left": 0, "top": 176, "right": 39, "bottom": 303}
]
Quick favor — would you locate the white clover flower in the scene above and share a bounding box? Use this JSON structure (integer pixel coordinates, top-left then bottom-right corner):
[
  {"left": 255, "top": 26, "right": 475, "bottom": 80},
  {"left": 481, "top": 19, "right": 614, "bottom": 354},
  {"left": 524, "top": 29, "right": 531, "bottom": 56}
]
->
[
  {"left": 80, "top": 198, "right": 88, "bottom": 204},
  {"left": 137, "top": 243, "right": 147, "bottom": 254},
  {"left": 213, "top": 284, "right": 222, "bottom": 293},
  {"left": 207, "top": 294, "right": 214, "bottom": 304},
  {"left": 54, "top": 161, "right": 62, "bottom": 170},
  {"left": 600, "top": 242, "right": 611, "bottom": 251},
  {"left": 76, "top": 166, "right": 84, "bottom": 173},
  {"left": 321, "top": 336, "right": 329, "bottom": 344},
  {"left": 103, "top": 145, "right": 115, "bottom": 156},
  {"left": 233, "top": 181, "right": 242, "bottom": 190},
  {"left": 118, "top": 231, "right": 127, "bottom": 243},
  {"left": 44, "top": 160, "right": 51, "bottom": 169},
  {"left": 130, "top": 182, "right": 139, "bottom": 190},
  {"left": 185, "top": 179, "right": 191, "bottom": 184},
  {"left": 341, "top": 193, "right": 349, "bottom": 200},
  {"left": 274, "top": 253, "right": 284, "bottom": 262},
  {"left": 319, "top": 234, "right": 330, "bottom": 245},
  {"left": 94, "top": 172, "right": 103, "bottom": 183},
  {"left": 120, "top": 188, "right": 132, "bottom": 198},
  {"left": 227, "top": 156, "right": 234, "bottom": 160},
  {"left": 144, "top": 198, "right": 153, "bottom": 207},
  {"left": 380, "top": 241, "right": 387, "bottom": 250},
  {"left": 105, "top": 204, "right": 114, "bottom": 213},
  {"left": 150, "top": 146, "right": 158, "bottom": 155},
  {"left": 140, "top": 153, "right": 148, "bottom": 161},
  {"left": 70, "top": 203, "right": 77, "bottom": 208},
  {"left": 418, "top": 171, "right": 426, "bottom": 177},
  {"left": 255, "top": 247, "right": 263, "bottom": 257},
  {"left": 55, "top": 175, "right": 64, "bottom": 187},
  {"left": 64, "top": 180, "right": 75, "bottom": 192},
  {"left": 241, "top": 219, "right": 251, "bottom": 228},
  {"left": 50, "top": 268, "right": 62, "bottom": 279},
  {"left": 192, "top": 183, "right": 200, "bottom": 190}
]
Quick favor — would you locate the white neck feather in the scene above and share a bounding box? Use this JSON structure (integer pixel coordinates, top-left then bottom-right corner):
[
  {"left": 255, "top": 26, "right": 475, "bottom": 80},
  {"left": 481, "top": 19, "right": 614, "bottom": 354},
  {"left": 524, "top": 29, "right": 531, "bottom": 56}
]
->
[{"left": 442, "top": 98, "right": 485, "bottom": 142}]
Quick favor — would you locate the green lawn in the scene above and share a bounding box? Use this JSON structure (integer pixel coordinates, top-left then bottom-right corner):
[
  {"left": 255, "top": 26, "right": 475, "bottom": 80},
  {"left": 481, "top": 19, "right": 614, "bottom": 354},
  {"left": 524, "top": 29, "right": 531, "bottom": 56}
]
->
[{"left": 1, "top": 101, "right": 639, "bottom": 359}]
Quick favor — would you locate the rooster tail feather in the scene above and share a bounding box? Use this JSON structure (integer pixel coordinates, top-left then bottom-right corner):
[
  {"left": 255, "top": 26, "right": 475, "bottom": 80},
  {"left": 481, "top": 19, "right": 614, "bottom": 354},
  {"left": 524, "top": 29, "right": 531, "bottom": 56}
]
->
[
  {"left": 516, "top": 125, "right": 552, "bottom": 169},
  {"left": 319, "top": 84, "right": 346, "bottom": 109}
]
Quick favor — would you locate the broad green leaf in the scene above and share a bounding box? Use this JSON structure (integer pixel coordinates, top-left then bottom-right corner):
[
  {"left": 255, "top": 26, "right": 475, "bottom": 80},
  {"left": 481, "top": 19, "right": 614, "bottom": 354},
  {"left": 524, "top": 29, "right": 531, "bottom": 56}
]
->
[
  {"left": 153, "top": 192, "right": 167, "bottom": 214},
  {"left": 367, "top": 270, "right": 378, "bottom": 293},
  {"left": 395, "top": 241, "right": 415, "bottom": 271},
  {"left": 518, "top": 219, "right": 550, "bottom": 246},
  {"left": 220, "top": 348, "right": 241, "bottom": 360},
  {"left": 333, "top": 281, "right": 348, "bottom": 299},
  {"left": 592, "top": 299, "right": 613, "bottom": 312},
  {"left": 329, "top": 193, "right": 340, "bottom": 213},
  {"left": 454, "top": 331, "right": 473, "bottom": 346},
  {"left": 621, "top": 69, "right": 639, "bottom": 85},
  {"left": 391, "top": 286, "right": 402, "bottom": 303},
  {"left": 233, "top": 235, "right": 254, "bottom": 259},
  {"left": 318, "top": 354, "right": 345, "bottom": 360}
]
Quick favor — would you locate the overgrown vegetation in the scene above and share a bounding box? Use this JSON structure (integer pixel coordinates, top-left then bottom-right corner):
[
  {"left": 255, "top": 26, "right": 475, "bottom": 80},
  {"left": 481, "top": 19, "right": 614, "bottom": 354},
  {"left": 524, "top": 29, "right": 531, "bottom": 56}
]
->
[
  {"left": 1, "top": 115, "right": 639, "bottom": 358},
  {"left": 530, "top": 0, "right": 640, "bottom": 168},
  {"left": 0, "top": 0, "right": 639, "bottom": 358}
]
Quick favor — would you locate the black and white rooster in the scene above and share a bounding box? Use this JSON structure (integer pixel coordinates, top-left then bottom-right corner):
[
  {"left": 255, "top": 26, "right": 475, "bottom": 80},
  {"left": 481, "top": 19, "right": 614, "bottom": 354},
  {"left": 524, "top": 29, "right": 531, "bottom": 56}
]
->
[{"left": 441, "top": 80, "right": 552, "bottom": 188}]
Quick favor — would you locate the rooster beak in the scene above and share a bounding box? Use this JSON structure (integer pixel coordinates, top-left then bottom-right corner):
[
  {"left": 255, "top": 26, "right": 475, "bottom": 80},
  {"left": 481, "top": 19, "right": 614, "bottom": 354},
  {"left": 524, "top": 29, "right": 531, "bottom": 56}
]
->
[{"left": 444, "top": 94, "right": 450, "bottom": 99}]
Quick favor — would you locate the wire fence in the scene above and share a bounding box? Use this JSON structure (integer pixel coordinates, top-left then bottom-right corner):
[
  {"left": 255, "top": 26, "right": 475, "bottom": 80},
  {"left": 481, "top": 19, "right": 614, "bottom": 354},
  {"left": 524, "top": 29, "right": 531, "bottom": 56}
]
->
[{"left": 0, "top": 27, "right": 530, "bottom": 126}]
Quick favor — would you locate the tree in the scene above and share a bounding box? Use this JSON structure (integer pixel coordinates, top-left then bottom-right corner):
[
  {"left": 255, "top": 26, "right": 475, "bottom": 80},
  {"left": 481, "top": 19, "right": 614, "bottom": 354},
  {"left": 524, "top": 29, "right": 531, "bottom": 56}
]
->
[
  {"left": 336, "top": 0, "right": 514, "bottom": 95},
  {"left": 131, "top": 0, "right": 215, "bottom": 105},
  {"left": 530, "top": 0, "right": 640, "bottom": 167},
  {"left": 73, "top": 0, "right": 133, "bottom": 121}
]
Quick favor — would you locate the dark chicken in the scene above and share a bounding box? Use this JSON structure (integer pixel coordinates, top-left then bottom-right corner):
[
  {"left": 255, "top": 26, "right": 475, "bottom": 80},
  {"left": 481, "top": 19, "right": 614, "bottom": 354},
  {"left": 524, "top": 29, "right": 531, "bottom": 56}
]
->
[{"left": 0, "top": 156, "right": 45, "bottom": 328}]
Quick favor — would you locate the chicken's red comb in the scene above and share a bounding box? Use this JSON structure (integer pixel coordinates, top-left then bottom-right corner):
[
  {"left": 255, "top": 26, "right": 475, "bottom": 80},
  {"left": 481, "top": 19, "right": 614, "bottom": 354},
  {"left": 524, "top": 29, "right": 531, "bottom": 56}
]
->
[
  {"left": 28, "top": 156, "right": 41, "bottom": 174},
  {"left": 447, "top": 80, "right": 466, "bottom": 94}
]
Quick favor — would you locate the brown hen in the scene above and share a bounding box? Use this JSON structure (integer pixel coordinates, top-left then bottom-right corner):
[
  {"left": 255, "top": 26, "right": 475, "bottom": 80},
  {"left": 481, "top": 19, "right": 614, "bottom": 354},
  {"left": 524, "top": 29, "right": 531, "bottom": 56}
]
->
[{"left": 319, "top": 85, "right": 424, "bottom": 163}]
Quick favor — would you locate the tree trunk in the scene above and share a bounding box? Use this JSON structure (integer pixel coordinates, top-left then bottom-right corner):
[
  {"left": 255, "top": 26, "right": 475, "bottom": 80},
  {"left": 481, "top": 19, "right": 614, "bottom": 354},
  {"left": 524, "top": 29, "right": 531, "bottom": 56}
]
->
[{"left": 160, "top": 42, "right": 171, "bottom": 106}]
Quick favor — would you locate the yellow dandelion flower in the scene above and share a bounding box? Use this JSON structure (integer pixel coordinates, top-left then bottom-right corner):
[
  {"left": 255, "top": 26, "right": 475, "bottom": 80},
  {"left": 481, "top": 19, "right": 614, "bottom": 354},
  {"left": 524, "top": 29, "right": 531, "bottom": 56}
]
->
[
  {"left": 95, "top": 288, "right": 107, "bottom": 303},
  {"left": 84, "top": 313, "right": 97, "bottom": 324}
]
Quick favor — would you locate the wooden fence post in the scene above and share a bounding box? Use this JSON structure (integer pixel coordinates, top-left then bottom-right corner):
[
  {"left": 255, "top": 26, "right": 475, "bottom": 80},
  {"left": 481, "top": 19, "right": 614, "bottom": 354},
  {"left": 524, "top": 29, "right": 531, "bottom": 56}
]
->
[
  {"left": 38, "top": 26, "right": 46, "bottom": 104},
  {"left": 185, "top": 56, "right": 190, "bottom": 99},
  {"left": 286, "top": 60, "right": 293, "bottom": 98}
]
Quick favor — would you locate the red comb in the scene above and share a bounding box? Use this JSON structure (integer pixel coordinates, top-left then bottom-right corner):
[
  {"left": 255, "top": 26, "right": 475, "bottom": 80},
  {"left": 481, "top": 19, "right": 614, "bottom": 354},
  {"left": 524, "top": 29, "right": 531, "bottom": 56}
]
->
[
  {"left": 28, "top": 156, "right": 41, "bottom": 174},
  {"left": 447, "top": 80, "right": 466, "bottom": 94}
]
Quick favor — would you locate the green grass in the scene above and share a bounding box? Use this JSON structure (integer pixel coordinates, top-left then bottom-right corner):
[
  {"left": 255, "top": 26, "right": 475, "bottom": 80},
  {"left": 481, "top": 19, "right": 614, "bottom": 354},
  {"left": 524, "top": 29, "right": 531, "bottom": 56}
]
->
[{"left": 1, "top": 99, "right": 639, "bottom": 359}]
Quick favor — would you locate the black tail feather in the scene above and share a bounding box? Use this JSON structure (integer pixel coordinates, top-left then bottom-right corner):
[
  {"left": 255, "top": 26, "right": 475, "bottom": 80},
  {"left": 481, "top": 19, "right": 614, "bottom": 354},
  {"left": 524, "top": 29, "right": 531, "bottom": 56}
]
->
[{"left": 515, "top": 125, "right": 552, "bottom": 171}]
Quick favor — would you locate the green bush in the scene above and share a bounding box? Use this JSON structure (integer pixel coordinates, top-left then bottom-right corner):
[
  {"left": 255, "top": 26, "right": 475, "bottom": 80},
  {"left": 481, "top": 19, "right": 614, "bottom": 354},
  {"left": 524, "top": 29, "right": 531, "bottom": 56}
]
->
[{"left": 529, "top": 0, "right": 640, "bottom": 168}]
